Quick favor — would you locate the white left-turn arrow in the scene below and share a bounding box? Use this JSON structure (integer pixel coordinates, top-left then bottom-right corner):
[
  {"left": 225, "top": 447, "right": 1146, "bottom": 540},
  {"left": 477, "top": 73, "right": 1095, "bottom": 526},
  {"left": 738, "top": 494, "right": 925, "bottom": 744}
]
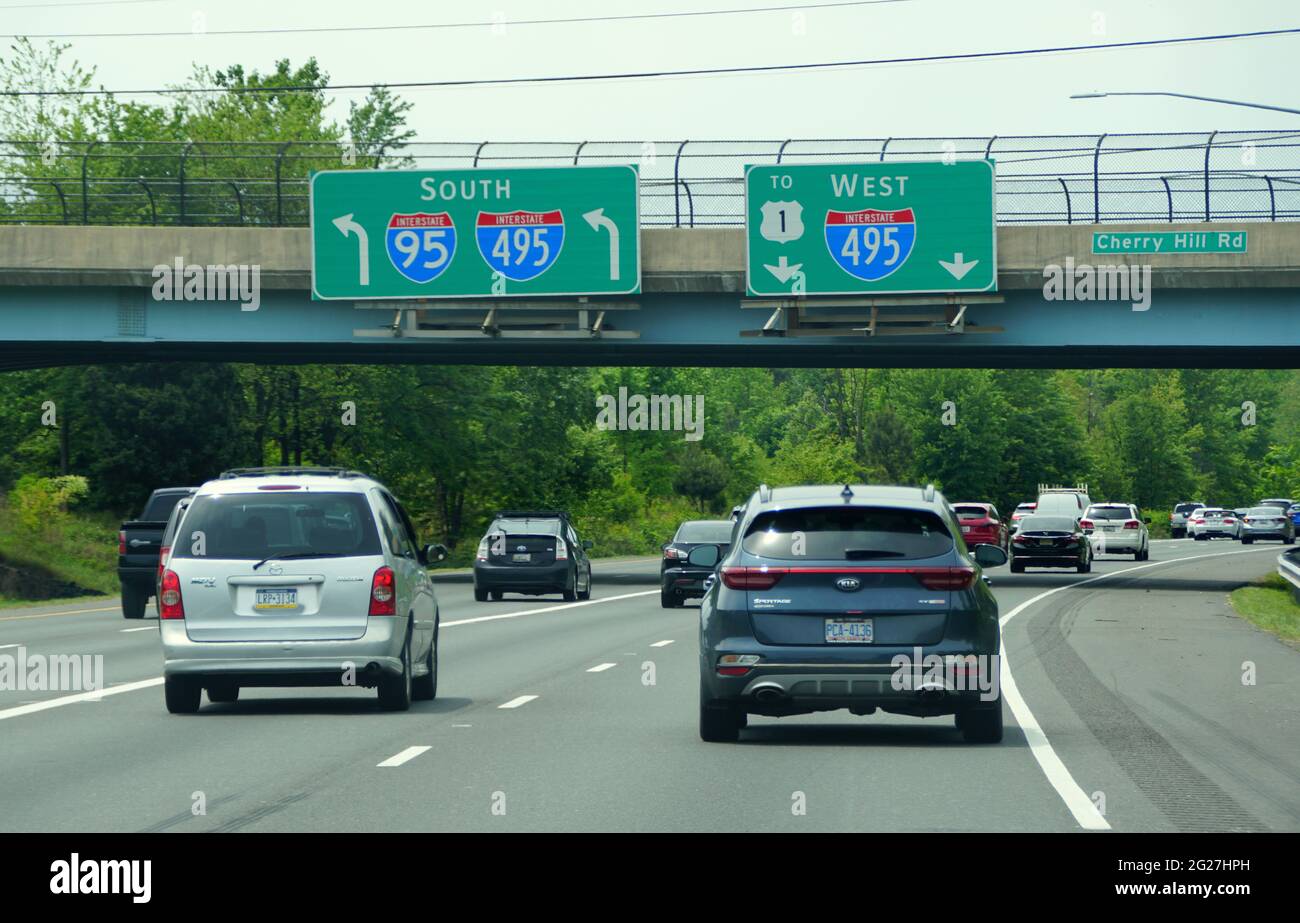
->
[
  {"left": 583, "top": 208, "right": 621, "bottom": 281},
  {"left": 333, "top": 213, "right": 370, "bottom": 286}
]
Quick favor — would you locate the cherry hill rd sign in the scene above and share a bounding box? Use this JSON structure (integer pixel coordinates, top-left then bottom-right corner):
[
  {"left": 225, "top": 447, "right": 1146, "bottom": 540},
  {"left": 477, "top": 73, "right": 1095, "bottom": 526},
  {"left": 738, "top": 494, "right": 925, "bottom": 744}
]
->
[
  {"left": 310, "top": 165, "right": 640, "bottom": 300},
  {"left": 744, "top": 160, "right": 997, "bottom": 297}
]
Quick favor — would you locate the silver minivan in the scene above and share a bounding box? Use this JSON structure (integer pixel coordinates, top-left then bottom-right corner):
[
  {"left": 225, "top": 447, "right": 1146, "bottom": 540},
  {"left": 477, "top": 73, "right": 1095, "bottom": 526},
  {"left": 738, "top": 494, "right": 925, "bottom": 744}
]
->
[{"left": 158, "top": 468, "right": 446, "bottom": 713}]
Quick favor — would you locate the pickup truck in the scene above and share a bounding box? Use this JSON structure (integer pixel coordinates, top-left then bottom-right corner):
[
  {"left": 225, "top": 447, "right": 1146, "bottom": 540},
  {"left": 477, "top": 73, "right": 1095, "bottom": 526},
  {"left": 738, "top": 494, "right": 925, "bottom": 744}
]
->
[{"left": 117, "top": 487, "right": 195, "bottom": 619}]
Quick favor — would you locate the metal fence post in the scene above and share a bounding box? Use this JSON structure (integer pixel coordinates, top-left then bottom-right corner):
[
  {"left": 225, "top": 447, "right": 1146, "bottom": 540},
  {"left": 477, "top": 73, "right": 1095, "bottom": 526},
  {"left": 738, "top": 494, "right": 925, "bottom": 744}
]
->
[
  {"left": 673, "top": 141, "right": 689, "bottom": 227},
  {"left": 1203, "top": 130, "right": 1219, "bottom": 221},
  {"left": 1264, "top": 175, "right": 1276, "bottom": 221},
  {"left": 776, "top": 139, "right": 793, "bottom": 164},
  {"left": 1161, "top": 177, "right": 1173, "bottom": 222},
  {"left": 1058, "top": 178, "right": 1072, "bottom": 224},
  {"left": 1092, "top": 134, "right": 1107, "bottom": 224},
  {"left": 572, "top": 140, "right": 588, "bottom": 165},
  {"left": 179, "top": 141, "right": 194, "bottom": 224},
  {"left": 80, "top": 140, "right": 99, "bottom": 224},
  {"left": 137, "top": 179, "right": 156, "bottom": 225},
  {"left": 274, "top": 142, "right": 291, "bottom": 226}
]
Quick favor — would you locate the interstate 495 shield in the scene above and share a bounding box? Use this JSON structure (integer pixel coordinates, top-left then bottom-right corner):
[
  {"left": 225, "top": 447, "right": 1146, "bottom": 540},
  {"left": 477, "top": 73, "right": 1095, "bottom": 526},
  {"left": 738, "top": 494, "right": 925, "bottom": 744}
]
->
[
  {"left": 745, "top": 160, "right": 996, "bottom": 297},
  {"left": 311, "top": 165, "right": 640, "bottom": 300}
]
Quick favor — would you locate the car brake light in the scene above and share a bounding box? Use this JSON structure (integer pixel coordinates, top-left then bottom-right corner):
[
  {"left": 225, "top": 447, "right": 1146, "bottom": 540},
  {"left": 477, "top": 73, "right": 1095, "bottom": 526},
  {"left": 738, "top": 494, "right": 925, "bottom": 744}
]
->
[
  {"left": 1079, "top": 519, "right": 1094, "bottom": 531},
  {"left": 157, "top": 545, "right": 170, "bottom": 581},
  {"left": 1223, "top": 518, "right": 1235, "bottom": 525},
  {"left": 476, "top": 537, "right": 489, "bottom": 561},
  {"left": 1193, "top": 518, "right": 1205, "bottom": 525},
  {"left": 118, "top": 531, "right": 126, "bottom": 556},
  {"left": 1013, "top": 533, "right": 1029, "bottom": 544},
  {"left": 916, "top": 567, "right": 975, "bottom": 591},
  {"left": 554, "top": 540, "right": 568, "bottom": 560},
  {"left": 721, "top": 566, "right": 785, "bottom": 590},
  {"left": 159, "top": 569, "right": 184, "bottom": 619},
  {"left": 369, "top": 566, "right": 396, "bottom": 616},
  {"left": 1123, "top": 520, "right": 1140, "bottom": 530}
]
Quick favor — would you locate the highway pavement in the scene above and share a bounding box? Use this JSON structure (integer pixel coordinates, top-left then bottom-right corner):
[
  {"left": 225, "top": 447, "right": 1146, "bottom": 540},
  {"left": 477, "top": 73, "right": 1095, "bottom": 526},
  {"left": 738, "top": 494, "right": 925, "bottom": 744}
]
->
[{"left": 0, "top": 541, "right": 1296, "bottom": 832}]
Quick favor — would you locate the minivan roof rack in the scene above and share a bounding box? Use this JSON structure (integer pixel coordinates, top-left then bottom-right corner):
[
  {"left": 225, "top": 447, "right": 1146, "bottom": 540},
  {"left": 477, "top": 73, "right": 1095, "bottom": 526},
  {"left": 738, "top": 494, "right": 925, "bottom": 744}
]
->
[
  {"left": 219, "top": 466, "right": 368, "bottom": 479},
  {"left": 922, "top": 483, "right": 936, "bottom": 502},
  {"left": 758, "top": 484, "right": 772, "bottom": 502}
]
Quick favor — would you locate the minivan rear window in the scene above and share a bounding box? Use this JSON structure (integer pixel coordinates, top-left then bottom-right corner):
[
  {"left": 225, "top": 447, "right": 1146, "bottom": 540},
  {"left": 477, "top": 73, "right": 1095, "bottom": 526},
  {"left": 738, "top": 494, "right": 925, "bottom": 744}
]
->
[
  {"left": 741, "top": 506, "right": 953, "bottom": 561},
  {"left": 171, "top": 493, "right": 381, "bottom": 559}
]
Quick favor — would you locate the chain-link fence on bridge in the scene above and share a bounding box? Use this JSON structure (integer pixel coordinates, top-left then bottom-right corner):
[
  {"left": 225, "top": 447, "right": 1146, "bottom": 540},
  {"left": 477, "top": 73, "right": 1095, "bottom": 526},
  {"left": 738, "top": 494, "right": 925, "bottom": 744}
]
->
[{"left": 3, "top": 131, "right": 1299, "bottom": 228}]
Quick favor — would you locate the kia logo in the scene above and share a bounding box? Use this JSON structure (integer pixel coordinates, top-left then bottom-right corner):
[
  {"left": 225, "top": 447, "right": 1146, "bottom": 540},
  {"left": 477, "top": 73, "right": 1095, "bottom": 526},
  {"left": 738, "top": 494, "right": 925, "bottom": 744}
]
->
[{"left": 834, "top": 577, "right": 861, "bottom": 592}]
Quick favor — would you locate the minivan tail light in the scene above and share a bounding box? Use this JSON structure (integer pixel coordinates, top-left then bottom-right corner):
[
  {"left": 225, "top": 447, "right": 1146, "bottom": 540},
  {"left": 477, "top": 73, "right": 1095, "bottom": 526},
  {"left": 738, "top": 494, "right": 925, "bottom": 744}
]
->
[
  {"left": 159, "top": 569, "right": 185, "bottom": 619},
  {"left": 721, "top": 566, "right": 785, "bottom": 590},
  {"left": 118, "top": 531, "right": 126, "bottom": 556},
  {"left": 369, "top": 566, "right": 396, "bottom": 616},
  {"left": 157, "top": 546, "right": 170, "bottom": 582},
  {"left": 916, "top": 567, "right": 975, "bottom": 591}
]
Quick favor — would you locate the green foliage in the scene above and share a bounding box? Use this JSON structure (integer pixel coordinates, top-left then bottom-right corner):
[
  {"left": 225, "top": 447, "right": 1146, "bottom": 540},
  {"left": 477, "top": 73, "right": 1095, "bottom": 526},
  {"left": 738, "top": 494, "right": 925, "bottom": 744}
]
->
[{"left": 9, "top": 474, "right": 88, "bottom": 534}]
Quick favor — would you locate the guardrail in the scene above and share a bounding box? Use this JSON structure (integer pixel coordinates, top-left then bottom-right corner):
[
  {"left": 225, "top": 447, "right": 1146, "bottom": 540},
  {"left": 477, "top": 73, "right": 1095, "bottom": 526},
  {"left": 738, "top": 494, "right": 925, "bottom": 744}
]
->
[
  {"left": 3, "top": 131, "right": 1300, "bottom": 228},
  {"left": 1279, "top": 548, "right": 1300, "bottom": 605}
]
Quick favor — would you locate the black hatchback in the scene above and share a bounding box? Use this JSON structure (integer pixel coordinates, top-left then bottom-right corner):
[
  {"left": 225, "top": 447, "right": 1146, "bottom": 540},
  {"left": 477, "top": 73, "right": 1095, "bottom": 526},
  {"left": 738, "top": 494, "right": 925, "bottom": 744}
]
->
[
  {"left": 472, "top": 511, "right": 593, "bottom": 602},
  {"left": 693, "top": 484, "right": 1008, "bottom": 743}
]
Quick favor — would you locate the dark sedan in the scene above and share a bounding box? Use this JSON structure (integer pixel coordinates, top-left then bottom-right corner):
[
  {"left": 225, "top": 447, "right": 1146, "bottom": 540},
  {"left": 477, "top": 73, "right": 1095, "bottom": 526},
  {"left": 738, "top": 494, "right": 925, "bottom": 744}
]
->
[
  {"left": 662, "top": 519, "right": 735, "bottom": 607},
  {"left": 1009, "top": 514, "right": 1092, "bottom": 573}
]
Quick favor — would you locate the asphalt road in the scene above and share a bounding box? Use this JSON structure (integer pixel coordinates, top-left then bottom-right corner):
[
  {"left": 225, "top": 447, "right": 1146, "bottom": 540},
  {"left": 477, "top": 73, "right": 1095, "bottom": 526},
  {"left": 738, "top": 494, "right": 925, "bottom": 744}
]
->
[{"left": 0, "top": 540, "right": 1296, "bottom": 832}]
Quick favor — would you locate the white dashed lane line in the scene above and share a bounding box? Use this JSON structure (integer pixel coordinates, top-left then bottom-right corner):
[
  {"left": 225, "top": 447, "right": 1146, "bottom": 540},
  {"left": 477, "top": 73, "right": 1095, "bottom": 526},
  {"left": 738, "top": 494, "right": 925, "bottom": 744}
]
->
[
  {"left": 376, "top": 746, "right": 431, "bottom": 768},
  {"left": 498, "top": 695, "right": 539, "bottom": 709},
  {"left": 586, "top": 663, "right": 618, "bottom": 673},
  {"left": 649, "top": 640, "right": 675, "bottom": 648}
]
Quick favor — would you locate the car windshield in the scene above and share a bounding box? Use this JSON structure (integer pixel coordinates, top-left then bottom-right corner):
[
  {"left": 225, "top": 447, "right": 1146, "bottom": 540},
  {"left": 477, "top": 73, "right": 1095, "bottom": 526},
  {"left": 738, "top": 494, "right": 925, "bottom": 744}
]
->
[
  {"left": 1175, "top": 503, "right": 1204, "bottom": 514},
  {"left": 1018, "top": 516, "right": 1077, "bottom": 533},
  {"left": 490, "top": 518, "right": 562, "bottom": 536},
  {"left": 741, "top": 506, "right": 953, "bottom": 560},
  {"left": 675, "top": 521, "right": 734, "bottom": 543},
  {"left": 1085, "top": 507, "right": 1131, "bottom": 520},
  {"left": 953, "top": 506, "right": 992, "bottom": 520},
  {"left": 172, "top": 492, "right": 381, "bottom": 559}
]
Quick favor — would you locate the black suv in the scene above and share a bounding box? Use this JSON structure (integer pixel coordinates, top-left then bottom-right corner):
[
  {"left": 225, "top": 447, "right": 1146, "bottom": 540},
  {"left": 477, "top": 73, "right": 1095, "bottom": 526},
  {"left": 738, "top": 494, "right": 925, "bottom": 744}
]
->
[
  {"left": 473, "top": 511, "right": 593, "bottom": 602},
  {"left": 661, "top": 519, "right": 735, "bottom": 608},
  {"left": 693, "top": 483, "right": 1008, "bottom": 743}
]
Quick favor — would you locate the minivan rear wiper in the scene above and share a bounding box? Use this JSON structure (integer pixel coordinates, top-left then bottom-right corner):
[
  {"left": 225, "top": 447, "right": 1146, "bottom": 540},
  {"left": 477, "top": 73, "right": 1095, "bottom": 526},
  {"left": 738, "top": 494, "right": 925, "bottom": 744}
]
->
[
  {"left": 844, "top": 548, "right": 907, "bottom": 560},
  {"left": 252, "top": 552, "right": 350, "bottom": 570}
]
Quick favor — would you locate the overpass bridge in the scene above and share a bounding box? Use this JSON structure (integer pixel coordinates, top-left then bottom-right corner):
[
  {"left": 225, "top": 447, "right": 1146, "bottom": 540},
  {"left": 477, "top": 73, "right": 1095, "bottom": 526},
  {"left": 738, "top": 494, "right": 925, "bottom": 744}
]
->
[{"left": 0, "top": 220, "right": 1297, "bottom": 370}]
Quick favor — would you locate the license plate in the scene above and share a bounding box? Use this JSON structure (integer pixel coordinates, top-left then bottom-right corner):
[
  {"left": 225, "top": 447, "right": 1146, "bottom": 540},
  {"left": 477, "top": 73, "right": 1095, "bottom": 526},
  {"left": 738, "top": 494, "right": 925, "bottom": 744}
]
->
[
  {"left": 825, "top": 618, "right": 873, "bottom": 644},
  {"left": 512, "top": 553, "right": 531, "bottom": 562},
  {"left": 254, "top": 588, "right": 297, "bottom": 609},
  {"left": 1037, "top": 538, "right": 1053, "bottom": 546}
]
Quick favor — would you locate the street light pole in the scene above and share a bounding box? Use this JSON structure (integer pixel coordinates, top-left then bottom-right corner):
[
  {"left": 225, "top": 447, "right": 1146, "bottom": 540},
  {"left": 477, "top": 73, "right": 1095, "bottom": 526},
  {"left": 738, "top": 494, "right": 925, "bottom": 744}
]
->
[{"left": 1070, "top": 91, "right": 1300, "bottom": 116}]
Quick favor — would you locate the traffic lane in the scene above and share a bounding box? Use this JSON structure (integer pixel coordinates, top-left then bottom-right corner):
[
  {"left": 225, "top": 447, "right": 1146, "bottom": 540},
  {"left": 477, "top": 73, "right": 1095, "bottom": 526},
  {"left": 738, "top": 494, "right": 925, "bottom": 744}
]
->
[
  {"left": 251, "top": 596, "right": 1079, "bottom": 833},
  {"left": 1004, "top": 543, "right": 1298, "bottom": 832},
  {"left": 0, "top": 588, "right": 680, "bottom": 831}
]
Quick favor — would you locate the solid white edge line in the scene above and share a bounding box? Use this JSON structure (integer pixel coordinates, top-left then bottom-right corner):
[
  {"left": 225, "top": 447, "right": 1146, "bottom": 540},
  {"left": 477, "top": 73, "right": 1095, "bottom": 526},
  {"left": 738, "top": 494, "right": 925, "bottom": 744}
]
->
[
  {"left": 498, "top": 695, "right": 538, "bottom": 709},
  {"left": 0, "top": 677, "right": 164, "bottom": 722},
  {"left": 442, "top": 590, "right": 657, "bottom": 628},
  {"left": 998, "top": 545, "right": 1274, "bottom": 831},
  {"left": 376, "top": 745, "right": 431, "bottom": 768},
  {"left": 587, "top": 662, "right": 617, "bottom": 673}
]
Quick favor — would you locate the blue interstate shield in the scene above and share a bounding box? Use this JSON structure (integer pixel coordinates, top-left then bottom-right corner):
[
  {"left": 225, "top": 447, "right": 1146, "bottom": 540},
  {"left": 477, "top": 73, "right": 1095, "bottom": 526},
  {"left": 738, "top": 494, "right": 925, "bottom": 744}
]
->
[
  {"left": 385, "top": 212, "right": 457, "bottom": 283},
  {"left": 824, "top": 208, "right": 916, "bottom": 282},
  {"left": 476, "top": 210, "right": 565, "bottom": 282}
]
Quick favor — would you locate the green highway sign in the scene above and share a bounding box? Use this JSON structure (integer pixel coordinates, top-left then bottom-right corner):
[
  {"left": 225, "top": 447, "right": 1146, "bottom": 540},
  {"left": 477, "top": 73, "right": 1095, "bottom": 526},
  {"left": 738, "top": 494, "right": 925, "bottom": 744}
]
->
[
  {"left": 745, "top": 160, "right": 996, "bottom": 296},
  {"left": 1092, "top": 230, "right": 1247, "bottom": 254},
  {"left": 310, "top": 165, "right": 640, "bottom": 300}
]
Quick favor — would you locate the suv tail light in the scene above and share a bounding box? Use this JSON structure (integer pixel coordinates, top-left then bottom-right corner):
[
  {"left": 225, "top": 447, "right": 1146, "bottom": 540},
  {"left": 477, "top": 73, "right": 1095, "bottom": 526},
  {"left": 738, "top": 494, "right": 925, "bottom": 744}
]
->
[
  {"left": 916, "top": 567, "right": 975, "bottom": 591},
  {"left": 159, "top": 569, "right": 184, "bottom": 619},
  {"left": 369, "top": 566, "right": 396, "bottom": 616},
  {"left": 1123, "top": 520, "right": 1140, "bottom": 530},
  {"left": 1079, "top": 519, "right": 1094, "bottom": 532},
  {"left": 721, "top": 566, "right": 785, "bottom": 590},
  {"left": 118, "top": 531, "right": 126, "bottom": 556},
  {"left": 476, "top": 537, "right": 489, "bottom": 561}
]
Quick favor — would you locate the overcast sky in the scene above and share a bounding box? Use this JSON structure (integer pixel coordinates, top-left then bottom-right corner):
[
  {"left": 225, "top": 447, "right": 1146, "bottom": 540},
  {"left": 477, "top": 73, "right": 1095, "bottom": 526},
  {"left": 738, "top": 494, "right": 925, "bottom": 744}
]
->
[{"left": 4, "top": 0, "right": 1296, "bottom": 140}]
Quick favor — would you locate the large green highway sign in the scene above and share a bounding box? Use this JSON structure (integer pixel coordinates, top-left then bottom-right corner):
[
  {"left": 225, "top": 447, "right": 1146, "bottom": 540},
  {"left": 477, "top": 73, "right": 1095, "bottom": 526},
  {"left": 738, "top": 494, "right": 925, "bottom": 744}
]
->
[
  {"left": 745, "top": 160, "right": 996, "bottom": 297},
  {"left": 311, "top": 165, "right": 640, "bottom": 300}
]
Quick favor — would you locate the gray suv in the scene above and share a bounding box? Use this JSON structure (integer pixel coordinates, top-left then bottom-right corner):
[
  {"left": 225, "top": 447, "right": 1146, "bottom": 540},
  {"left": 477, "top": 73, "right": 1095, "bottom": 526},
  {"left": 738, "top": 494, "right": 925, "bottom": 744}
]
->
[{"left": 693, "top": 483, "right": 1008, "bottom": 744}]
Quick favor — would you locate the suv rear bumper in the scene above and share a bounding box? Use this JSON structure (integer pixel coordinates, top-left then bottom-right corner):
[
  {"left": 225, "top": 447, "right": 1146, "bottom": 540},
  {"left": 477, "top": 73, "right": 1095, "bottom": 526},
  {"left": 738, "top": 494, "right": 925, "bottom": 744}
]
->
[
  {"left": 160, "top": 618, "right": 406, "bottom": 682},
  {"left": 473, "top": 560, "right": 571, "bottom": 592}
]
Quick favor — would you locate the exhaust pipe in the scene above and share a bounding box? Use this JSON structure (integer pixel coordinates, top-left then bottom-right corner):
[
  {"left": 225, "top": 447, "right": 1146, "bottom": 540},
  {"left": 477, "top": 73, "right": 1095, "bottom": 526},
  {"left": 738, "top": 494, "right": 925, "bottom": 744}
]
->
[{"left": 751, "top": 683, "right": 787, "bottom": 705}]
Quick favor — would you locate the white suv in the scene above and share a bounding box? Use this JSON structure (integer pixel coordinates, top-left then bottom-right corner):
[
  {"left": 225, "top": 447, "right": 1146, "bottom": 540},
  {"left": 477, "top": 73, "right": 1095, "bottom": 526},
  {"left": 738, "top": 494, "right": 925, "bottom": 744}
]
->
[
  {"left": 158, "top": 467, "right": 446, "bottom": 714},
  {"left": 1081, "top": 503, "right": 1150, "bottom": 560}
]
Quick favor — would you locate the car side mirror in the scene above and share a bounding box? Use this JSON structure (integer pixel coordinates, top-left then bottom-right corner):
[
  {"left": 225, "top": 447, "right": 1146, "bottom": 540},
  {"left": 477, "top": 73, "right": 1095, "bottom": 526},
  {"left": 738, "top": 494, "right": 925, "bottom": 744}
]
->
[
  {"left": 422, "top": 543, "right": 447, "bottom": 565},
  {"left": 582, "top": 539, "right": 593, "bottom": 551},
  {"left": 687, "top": 544, "right": 721, "bottom": 568},
  {"left": 973, "top": 543, "right": 1008, "bottom": 568}
]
